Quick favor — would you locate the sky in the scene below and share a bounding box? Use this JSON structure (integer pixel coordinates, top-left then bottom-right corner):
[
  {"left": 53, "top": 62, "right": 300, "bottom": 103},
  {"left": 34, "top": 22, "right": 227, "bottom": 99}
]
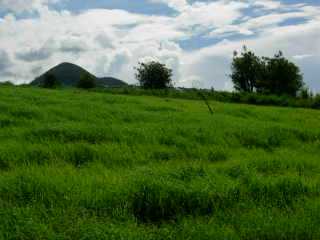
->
[{"left": 0, "top": 0, "right": 319, "bottom": 91}]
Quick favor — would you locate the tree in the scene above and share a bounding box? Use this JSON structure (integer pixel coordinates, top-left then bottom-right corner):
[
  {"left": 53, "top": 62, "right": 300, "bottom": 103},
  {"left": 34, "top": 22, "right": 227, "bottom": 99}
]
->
[
  {"left": 77, "top": 73, "right": 96, "bottom": 89},
  {"left": 230, "top": 46, "right": 262, "bottom": 93},
  {"left": 299, "top": 87, "right": 313, "bottom": 99},
  {"left": 257, "top": 51, "right": 304, "bottom": 97},
  {"left": 135, "top": 61, "right": 173, "bottom": 89},
  {"left": 231, "top": 47, "right": 305, "bottom": 97},
  {"left": 42, "top": 73, "right": 60, "bottom": 88}
]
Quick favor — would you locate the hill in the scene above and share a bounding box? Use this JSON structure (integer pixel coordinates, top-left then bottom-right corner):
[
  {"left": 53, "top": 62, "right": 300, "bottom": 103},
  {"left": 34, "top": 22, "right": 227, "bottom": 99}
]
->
[
  {"left": 0, "top": 85, "right": 320, "bottom": 239},
  {"left": 31, "top": 62, "right": 128, "bottom": 87}
]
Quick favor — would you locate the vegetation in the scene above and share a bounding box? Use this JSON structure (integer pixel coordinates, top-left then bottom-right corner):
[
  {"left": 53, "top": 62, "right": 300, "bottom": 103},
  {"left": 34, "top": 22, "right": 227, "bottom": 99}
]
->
[
  {"left": 32, "top": 62, "right": 127, "bottom": 88},
  {"left": 42, "top": 73, "right": 61, "bottom": 89},
  {"left": 135, "top": 61, "right": 173, "bottom": 89},
  {"left": 231, "top": 47, "right": 262, "bottom": 93},
  {"left": 0, "top": 85, "right": 320, "bottom": 239},
  {"left": 77, "top": 73, "right": 97, "bottom": 89},
  {"left": 258, "top": 51, "right": 304, "bottom": 96},
  {"left": 0, "top": 81, "right": 14, "bottom": 87},
  {"left": 30, "top": 51, "right": 311, "bottom": 110},
  {"left": 231, "top": 47, "right": 304, "bottom": 96},
  {"left": 97, "top": 86, "right": 320, "bottom": 110}
]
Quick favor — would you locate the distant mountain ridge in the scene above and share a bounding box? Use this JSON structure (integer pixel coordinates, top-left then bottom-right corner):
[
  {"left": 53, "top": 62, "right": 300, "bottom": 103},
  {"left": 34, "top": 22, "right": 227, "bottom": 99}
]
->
[{"left": 31, "top": 62, "right": 127, "bottom": 87}]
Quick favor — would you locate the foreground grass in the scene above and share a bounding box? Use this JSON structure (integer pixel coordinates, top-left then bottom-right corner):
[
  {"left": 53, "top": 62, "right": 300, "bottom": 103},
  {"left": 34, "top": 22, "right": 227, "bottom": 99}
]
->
[{"left": 0, "top": 86, "right": 320, "bottom": 239}]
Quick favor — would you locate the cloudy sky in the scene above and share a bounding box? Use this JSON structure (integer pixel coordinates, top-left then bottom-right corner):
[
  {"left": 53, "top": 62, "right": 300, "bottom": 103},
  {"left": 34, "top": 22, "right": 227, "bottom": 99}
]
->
[{"left": 0, "top": 0, "right": 319, "bottom": 91}]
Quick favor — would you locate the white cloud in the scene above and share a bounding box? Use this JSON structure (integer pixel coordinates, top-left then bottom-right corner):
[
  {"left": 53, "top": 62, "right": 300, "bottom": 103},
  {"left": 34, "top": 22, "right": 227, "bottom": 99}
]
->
[
  {"left": 253, "top": 0, "right": 282, "bottom": 10},
  {"left": 0, "top": 0, "right": 62, "bottom": 13},
  {"left": 183, "top": 17, "right": 320, "bottom": 91},
  {"left": 176, "top": 1, "right": 248, "bottom": 29},
  {"left": 0, "top": 0, "right": 319, "bottom": 91},
  {"left": 0, "top": 50, "right": 12, "bottom": 73},
  {"left": 148, "top": 0, "right": 188, "bottom": 11},
  {"left": 293, "top": 54, "right": 314, "bottom": 60}
]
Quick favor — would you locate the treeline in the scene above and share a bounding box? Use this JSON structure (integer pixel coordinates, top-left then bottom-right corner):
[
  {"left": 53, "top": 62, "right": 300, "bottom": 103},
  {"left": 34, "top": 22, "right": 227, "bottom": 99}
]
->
[
  {"left": 32, "top": 45, "right": 319, "bottom": 109},
  {"left": 96, "top": 87, "right": 320, "bottom": 110},
  {"left": 127, "top": 46, "right": 319, "bottom": 109}
]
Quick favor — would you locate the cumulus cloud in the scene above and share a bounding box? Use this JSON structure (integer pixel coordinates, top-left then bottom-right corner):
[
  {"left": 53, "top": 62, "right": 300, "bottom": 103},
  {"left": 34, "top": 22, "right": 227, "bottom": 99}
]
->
[
  {"left": 16, "top": 46, "right": 53, "bottom": 62},
  {"left": 0, "top": 0, "right": 319, "bottom": 91},
  {"left": 0, "top": 0, "right": 62, "bottom": 13},
  {"left": 148, "top": 0, "right": 188, "bottom": 11},
  {"left": 184, "top": 16, "right": 320, "bottom": 90},
  {"left": 59, "top": 37, "right": 88, "bottom": 53},
  {"left": 0, "top": 50, "right": 12, "bottom": 74},
  {"left": 253, "top": 0, "right": 282, "bottom": 10},
  {"left": 293, "top": 54, "right": 314, "bottom": 60}
]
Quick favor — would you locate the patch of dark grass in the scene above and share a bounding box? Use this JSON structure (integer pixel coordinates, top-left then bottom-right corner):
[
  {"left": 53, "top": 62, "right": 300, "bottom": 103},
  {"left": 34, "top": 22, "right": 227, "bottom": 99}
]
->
[
  {"left": 247, "top": 177, "right": 311, "bottom": 208},
  {"left": 152, "top": 150, "right": 176, "bottom": 162},
  {"left": 144, "top": 106, "right": 180, "bottom": 112},
  {"left": 290, "top": 128, "right": 320, "bottom": 143},
  {"left": 64, "top": 144, "right": 98, "bottom": 167},
  {"left": 233, "top": 127, "right": 288, "bottom": 150},
  {"left": 224, "top": 165, "right": 251, "bottom": 181},
  {"left": 169, "top": 166, "right": 206, "bottom": 182},
  {"left": 9, "top": 108, "right": 41, "bottom": 120},
  {"left": 0, "top": 157, "right": 10, "bottom": 171},
  {"left": 24, "top": 147, "right": 53, "bottom": 165},
  {"left": 208, "top": 149, "right": 228, "bottom": 162},
  {"left": 0, "top": 174, "right": 65, "bottom": 208},
  {"left": 131, "top": 178, "right": 240, "bottom": 223},
  {"left": 27, "top": 125, "right": 114, "bottom": 144},
  {"left": 0, "top": 118, "right": 17, "bottom": 128}
]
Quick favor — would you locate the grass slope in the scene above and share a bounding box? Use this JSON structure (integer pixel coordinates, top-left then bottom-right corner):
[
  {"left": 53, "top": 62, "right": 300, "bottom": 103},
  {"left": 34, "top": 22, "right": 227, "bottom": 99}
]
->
[{"left": 0, "top": 86, "right": 320, "bottom": 239}]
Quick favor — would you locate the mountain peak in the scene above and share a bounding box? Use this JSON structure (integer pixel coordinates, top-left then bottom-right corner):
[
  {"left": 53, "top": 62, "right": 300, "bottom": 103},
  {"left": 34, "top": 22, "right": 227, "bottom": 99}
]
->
[
  {"left": 31, "top": 62, "right": 127, "bottom": 88},
  {"left": 57, "top": 62, "right": 77, "bottom": 67}
]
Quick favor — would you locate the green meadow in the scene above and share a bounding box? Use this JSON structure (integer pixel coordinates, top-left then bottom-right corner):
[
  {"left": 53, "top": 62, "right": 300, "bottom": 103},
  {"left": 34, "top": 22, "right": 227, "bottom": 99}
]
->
[{"left": 0, "top": 86, "right": 320, "bottom": 239}]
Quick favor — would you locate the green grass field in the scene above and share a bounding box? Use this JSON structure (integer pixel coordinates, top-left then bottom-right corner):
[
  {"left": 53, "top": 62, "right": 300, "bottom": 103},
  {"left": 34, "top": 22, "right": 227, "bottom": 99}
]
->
[{"left": 0, "top": 86, "right": 320, "bottom": 239}]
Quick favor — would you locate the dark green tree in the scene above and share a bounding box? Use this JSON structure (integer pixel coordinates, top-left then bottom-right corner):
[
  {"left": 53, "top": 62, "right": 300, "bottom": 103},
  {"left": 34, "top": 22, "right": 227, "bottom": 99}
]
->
[
  {"left": 77, "top": 73, "right": 96, "bottom": 89},
  {"left": 230, "top": 46, "right": 262, "bottom": 93},
  {"left": 257, "top": 51, "right": 304, "bottom": 97},
  {"left": 299, "top": 87, "right": 312, "bottom": 99},
  {"left": 42, "top": 74, "right": 60, "bottom": 88},
  {"left": 135, "top": 61, "right": 173, "bottom": 89}
]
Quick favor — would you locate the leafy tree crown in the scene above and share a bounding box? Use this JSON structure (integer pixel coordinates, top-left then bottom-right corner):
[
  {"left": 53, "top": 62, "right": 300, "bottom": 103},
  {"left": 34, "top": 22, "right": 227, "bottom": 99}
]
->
[{"left": 135, "top": 61, "right": 173, "bottom": 89}]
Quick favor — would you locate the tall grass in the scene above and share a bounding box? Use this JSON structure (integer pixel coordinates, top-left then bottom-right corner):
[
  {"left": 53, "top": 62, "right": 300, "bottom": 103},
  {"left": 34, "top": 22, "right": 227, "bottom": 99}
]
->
[
  {"left": 0, "top": 85, "right": 320, "bottom": 239},
  {"left": 96, "top": 86, "right": 320, "bottom": 110}
]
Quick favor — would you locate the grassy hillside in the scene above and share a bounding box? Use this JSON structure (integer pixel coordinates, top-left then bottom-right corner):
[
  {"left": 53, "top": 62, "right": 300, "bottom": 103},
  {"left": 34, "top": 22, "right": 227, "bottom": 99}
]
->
[{"left": 0, "top": 86, "right": 320, "bottom": 239}]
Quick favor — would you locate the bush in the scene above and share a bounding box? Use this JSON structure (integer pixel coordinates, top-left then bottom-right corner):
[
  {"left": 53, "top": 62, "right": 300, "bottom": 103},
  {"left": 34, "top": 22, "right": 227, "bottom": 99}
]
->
[
  {"left": 135, "top": 61, "right": 173, "bottom": 89},
  {"left": 0, "top": 81, "right": 14, "bottom": 87},
  {"left": 299, "top": 88, "right": 312, "bottom": 99},
  {"left": 77, "top": 73, "right": 96, "bottom": 89},
  {"left": 312, "top": 94, "right": 320, "bottom": 109},
  {"left": 42, "top": 74, "right": 61, "bottom": 89}
]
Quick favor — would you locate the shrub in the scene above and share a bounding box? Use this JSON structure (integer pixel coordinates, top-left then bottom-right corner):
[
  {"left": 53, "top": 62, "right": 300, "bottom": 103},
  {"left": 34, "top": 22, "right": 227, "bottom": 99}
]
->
[
  {"left": 0, "top": 81, "right": 14, "bottom": 87},
  {"left": 77, "top": 73, "right": 96, "bottom": 89},
  {"left": 312, "top": 94, "right": 320, "bottom": 109},
  {"left": 42, "top": 74, "right": 61, "bottom": 89},
  {"left": 135, "top": 61, "right": 173, "bottom": 89},
  {"left": 299, "top": 87, "right": 312, "bottom": 99}
]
